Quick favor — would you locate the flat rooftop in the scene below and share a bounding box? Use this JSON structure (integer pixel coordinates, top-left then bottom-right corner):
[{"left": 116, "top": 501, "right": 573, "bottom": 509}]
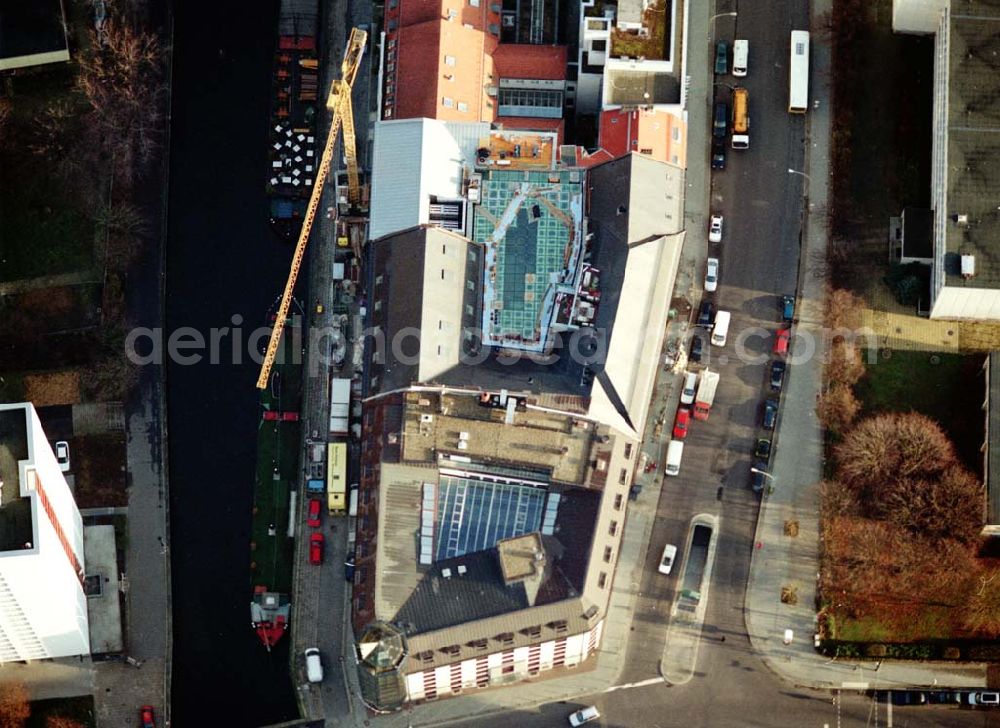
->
[
  {"left": 0, "top": 0, "right": 70, "bottom": 71},
  {"left": 603, "top": 67, "right": 681, "bottom": 106},
  {"left": 477, "top": 130, "right": 558, "bottom": 170},
  {"left": 944, "top": 4, "right": 1000, "bottom": 287},
  {"left": 475, "top": 168, "right": 584, "bottom": 353},
  {"left": 0, "top": 405, "right": 33, "bottom": 552},
  {"left": 399, "top": 391, "right": 595, "bottom": 484}
]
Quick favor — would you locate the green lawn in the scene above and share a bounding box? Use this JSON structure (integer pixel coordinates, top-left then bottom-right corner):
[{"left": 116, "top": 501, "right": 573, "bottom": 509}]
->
[
  {"left": 854, "top": 350, "right": 985, "bottom": 473},
  {"left": 830, "top": 607, "right": 955, "bottom": 643}
]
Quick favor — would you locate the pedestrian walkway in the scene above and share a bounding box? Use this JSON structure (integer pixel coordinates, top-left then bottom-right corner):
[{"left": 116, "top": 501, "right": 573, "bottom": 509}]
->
[{"left": 742, "top": 0, "right": 988, "bottom": 692}]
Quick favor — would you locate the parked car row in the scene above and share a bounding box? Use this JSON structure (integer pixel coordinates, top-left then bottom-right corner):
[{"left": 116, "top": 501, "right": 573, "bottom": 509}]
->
[
  {"left": 876, "top": 690, "right": 999, "bottom": 707},
  {"left": 748, "top": 295, "right": 795, "bottom": 492}
]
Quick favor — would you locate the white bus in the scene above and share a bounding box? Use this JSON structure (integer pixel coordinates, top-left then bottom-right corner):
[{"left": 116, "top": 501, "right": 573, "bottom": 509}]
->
[{"left": 788, "top": 30, "right": 809, "bottom": 113}]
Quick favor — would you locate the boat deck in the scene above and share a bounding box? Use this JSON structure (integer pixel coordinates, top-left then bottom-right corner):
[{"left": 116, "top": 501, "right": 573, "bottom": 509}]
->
[{"left": 250, "top": 316, "right": 303, "bottom": 595}]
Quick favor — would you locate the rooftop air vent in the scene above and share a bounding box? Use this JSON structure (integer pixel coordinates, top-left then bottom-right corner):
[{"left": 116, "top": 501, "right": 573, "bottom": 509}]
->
[
  {"left": 442, "top": 568, "right": 452, "bottom": 578},
  {"left": 962, "top": 255, "right": 976, "bottom": 279},
  {"left": 956, "top": 213, "right": 969, "bottom": 226}
]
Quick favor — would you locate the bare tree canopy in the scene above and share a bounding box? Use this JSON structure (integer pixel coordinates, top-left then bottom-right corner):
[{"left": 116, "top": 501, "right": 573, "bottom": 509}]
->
[
  {"left": 0, "top": 682, "right": 30, "bottom": 727},
  {"left": 76, "top": 21, "right": 167, "bottom": 183}
]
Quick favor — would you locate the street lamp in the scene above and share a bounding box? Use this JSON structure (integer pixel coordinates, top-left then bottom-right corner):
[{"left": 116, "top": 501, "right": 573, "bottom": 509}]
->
[
  {"left": 709, "top": 11, "right": 738, "bottom": 24},
  {"left": 708, "top": 11, "right": 738, "bottom": 40},
  {"left": 787, "top": 167, "right": 811, "bottom": 183},
  {"left": 750, "top": 467, "right": 774, "bottom": 480}
]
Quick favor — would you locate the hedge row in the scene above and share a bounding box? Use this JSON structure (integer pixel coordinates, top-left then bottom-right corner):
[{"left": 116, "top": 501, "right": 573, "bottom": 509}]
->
[{"left": 819, "top": 641, "right": 1000, "bottom": 661}]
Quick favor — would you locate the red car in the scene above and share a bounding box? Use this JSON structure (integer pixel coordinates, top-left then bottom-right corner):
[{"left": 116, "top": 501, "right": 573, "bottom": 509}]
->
[
  {"left": 140, "top": 706, "right": 155, "bottom": 728},
  {"left": 307, "top": 499, "right": 322, "bottom": 528},
  {"left": 309, "top": 533, "right": 324, "bottom": 565},
  {"left": 672, "top": 407, "right": 691, "bottom": 440},
  {"left": 773, "top": 327, "right": 791, "bottom": 356}
]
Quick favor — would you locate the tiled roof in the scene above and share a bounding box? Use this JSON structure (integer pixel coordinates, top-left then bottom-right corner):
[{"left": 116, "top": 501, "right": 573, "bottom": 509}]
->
[
  {"left": 393, "top": 19, "right": 495, "bottom": 121},
  {"left": 598, "top": 109, "right": 637, "bottom": 160},
  {"left": 598, "top": 108, "right": 685, "bottom": 166},
  {"left": 493, "top": 44, "right": 567, "bottom": 80}
]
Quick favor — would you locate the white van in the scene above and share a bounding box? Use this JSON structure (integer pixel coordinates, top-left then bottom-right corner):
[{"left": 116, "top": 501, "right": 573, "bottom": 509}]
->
[
  {"left": 348, "top": 485, "right": 359, "bottom": 517},
  {"left": 680, "top": 371, "right": 698, "bottom": 405},
  {"left": 711, "top": 310, "right": 731, "bottom": 347},
  {"left": 665, "top": 440, "right": 685, "bottom": 476},
  {"left": 733, "top": 39, "right": 749, "bottom": 77},
  {"left": 305, "top": 648, "right": 323, "bottom": 683}
]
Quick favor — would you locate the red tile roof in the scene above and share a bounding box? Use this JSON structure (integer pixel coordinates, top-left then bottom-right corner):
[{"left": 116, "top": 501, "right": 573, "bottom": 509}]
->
[
  {"left": 597, "top": 109, "right": 637, "bottom": 159},
  {"left": 393, "top": 21, "right": 444, "bottom": 119},
  {"left": 392, "top": 19, "right": 495, "bottom": 121},
  {"left": 492, "top": 44, "right": 567, "bottom": 80}
]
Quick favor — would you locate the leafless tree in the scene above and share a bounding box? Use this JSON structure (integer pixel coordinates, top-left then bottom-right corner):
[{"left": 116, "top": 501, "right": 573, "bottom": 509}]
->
[
  {"left": 836, "top": 412, "right": 957, "bottom": 504},
  {"left": 0, "top": 682, "right": 30, "bottom": 727},
  {"left": 0, "top": 97, "right": 12, "bottom": 144},
  {"left": 817, "top": 383, "right": 861, "bottom": 436},
  {"left": 880, "top": 466, "right": 984, "bottom": 543},
  {"left": 825, "top": 287, "right": 864, "bottom": 331},
  {"left": 76, "top": 21, "right": 167, "bottom": 184}
]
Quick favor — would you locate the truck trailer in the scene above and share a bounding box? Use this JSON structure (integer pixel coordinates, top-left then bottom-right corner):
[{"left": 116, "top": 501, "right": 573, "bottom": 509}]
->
[
  {"left": 693, "top": 370, "right": 720, "bottom": 421},
  {"left": 329, "top": 377, "right": 351, "bottom": 435}
]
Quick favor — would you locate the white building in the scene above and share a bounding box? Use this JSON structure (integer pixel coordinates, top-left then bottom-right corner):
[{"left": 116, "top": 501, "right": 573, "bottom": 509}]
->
[
  {"left": 0, "top": 403, "right": 89, "bottom": 662},
  {"left": 893, "top": 0, "right": 1000, "bottom": 319}
]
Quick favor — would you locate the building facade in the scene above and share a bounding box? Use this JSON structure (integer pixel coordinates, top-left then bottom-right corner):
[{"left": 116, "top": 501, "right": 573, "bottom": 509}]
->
[{"left": 0, "top": 403, "right": 89, "bottom": 662}]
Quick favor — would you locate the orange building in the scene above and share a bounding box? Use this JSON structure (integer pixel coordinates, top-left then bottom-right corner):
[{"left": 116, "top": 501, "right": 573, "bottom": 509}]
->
[
  {"left": 382, "top": 0, "right": 569, "bottom": 143},
  {"left": 597, "top": 108, "right": 687, "bottom": 168}
]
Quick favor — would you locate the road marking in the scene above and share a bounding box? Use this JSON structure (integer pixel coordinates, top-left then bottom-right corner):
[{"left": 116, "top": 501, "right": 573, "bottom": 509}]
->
[{"left": 604, "top": 676, "right": 666, "bottom": 693}]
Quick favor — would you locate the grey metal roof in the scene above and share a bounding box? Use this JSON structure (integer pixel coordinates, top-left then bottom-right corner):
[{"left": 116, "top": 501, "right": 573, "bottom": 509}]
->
[
  {"left": 369, "top": 120, "right": 490, "bottom": 241},
  {"left": 943, "top": 4, "right": 1000, "bottom": 289},
  {"left": 394, "top": 549, "right": 530, "bottom": 635}
]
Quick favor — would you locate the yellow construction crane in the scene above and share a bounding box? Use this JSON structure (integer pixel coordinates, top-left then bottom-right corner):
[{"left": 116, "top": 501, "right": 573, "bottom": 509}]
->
[{"left": 256, "top": 28, "right": 367, "bottom": 390}]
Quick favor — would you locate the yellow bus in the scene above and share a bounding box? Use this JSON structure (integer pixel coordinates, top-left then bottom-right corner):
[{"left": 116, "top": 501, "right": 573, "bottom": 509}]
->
[{"left": 327, "top": 442, "right": 347, "bottom": 516}]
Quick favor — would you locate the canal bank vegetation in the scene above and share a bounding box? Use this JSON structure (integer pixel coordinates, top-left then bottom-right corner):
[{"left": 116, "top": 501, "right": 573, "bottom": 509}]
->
[{"left": 0, "top": 2, "right": 167, "bottom": 406}]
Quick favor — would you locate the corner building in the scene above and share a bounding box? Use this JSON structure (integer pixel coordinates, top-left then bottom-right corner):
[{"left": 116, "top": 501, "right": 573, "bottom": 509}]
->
[{"left": 353, "top": 128, "right": 685, "bottom": 711}]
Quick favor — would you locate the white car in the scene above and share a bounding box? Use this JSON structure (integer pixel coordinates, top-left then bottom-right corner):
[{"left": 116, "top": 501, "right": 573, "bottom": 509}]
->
[
  {"left": 705, "top": 257, "right": 719, "bottom": 292},
  {"left": 679, "top": 371, "right": 698, "bottom": 405},
  {"left": 568, "top": 706, "right": 600, "bottom": 726},
  {"left": 55, "top": 441, "right": 70, "bottom": 472},
  {"left": 658, "top": 544, "right": 678, "bottom": 575},
  {"left": 708, "top": 215, "right": 724, "bottom": 243}
]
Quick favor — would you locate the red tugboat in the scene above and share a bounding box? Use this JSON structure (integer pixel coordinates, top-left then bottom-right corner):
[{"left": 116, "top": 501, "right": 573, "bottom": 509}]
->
[{"left": 251, "top": 588, "right": 291, "bottom": 650}]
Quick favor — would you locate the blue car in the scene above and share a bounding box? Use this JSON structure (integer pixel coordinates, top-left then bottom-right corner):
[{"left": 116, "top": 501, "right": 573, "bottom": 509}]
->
[
  {"left": 715, "top": 41, "right": 728, "bottom": 75},
  {"left": 762, "top": 399, "right": 778, "bottom": 430},
  {"left": 781, "top": 295, "right": 795, "bottom": 323}
]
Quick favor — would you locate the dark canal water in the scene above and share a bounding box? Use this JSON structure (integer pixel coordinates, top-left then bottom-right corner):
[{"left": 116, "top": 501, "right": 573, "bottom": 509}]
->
[{"left": 166, "top": 1, "right": 298, "bottom": 723}]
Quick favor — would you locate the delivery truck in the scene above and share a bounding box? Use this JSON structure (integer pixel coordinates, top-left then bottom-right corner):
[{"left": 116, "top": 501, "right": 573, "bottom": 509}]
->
[{"left": 693, "top": 370, "right": 720, "bottom": 421}]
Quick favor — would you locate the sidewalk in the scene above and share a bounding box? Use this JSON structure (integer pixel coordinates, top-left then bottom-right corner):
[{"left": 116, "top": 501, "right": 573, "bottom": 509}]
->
[{"left": 742, "top": 0, "right": 987, "bottom": 691}]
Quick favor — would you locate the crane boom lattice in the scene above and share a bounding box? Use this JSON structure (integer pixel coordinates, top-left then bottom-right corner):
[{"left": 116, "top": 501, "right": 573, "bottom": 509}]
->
[{"left": 256, "top": 28, "right": 368, "bottom": 390}]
